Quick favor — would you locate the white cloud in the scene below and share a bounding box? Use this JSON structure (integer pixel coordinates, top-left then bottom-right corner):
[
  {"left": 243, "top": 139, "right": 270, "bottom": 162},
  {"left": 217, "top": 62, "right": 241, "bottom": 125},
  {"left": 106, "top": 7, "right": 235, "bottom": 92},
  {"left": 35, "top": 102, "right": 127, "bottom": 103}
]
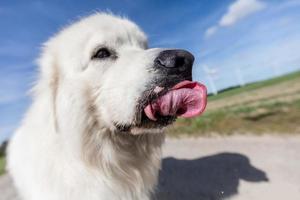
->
[
  {"left": 220, "top": 0, "right": 265, "bottom": 27},
  {"left": 205, "top": 0, "right": 265, "bottom": 37},
  {"left": 205, "top": 26, "right": 218, "bottom": 38}
]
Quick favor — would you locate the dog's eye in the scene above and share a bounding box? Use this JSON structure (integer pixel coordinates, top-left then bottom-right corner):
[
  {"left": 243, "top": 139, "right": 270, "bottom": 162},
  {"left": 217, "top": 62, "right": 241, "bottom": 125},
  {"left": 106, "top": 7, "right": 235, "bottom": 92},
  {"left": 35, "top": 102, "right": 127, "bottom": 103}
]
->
[{"left": 93, "top": 48, "right": 111, "bottom": 59}]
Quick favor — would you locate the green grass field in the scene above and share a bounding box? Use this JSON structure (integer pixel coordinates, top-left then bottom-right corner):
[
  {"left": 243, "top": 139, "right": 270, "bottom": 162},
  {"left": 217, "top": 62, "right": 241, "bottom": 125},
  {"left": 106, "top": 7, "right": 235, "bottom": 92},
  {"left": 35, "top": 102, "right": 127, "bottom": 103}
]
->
[
  {"left": 168, "top": 70, "right": 300, "bottom": 136},
  {"left": 168, "top": 99, "right": 300, "bottom": 136},
  {"left": 0, "top": 156, "right": 5, "bottom": 175}
]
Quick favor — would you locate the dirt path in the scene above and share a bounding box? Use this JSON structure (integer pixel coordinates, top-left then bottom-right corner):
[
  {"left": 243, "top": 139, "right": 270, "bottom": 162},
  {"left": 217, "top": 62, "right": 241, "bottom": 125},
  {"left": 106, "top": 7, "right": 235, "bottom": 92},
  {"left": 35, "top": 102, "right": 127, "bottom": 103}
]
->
[{"left": 1, "top": 135, "right": 300, "bottom": 200}]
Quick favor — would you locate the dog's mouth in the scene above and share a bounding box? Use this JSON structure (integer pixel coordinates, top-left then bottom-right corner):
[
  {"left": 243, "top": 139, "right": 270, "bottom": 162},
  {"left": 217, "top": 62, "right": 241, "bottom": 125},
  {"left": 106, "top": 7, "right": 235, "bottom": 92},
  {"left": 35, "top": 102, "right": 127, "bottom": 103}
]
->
[
  {"left": 144, "top": 81, "right": 207, "bottom": 120},
  {"left": 135, "top": 80, "right": 207, "bottom": 129}
]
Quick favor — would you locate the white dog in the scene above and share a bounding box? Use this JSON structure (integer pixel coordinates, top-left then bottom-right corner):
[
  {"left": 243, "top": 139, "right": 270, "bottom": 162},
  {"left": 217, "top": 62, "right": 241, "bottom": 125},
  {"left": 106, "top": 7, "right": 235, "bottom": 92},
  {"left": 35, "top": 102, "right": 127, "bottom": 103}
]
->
[{"left": 7, "top": 13, "right": 207, "bottom": 200}]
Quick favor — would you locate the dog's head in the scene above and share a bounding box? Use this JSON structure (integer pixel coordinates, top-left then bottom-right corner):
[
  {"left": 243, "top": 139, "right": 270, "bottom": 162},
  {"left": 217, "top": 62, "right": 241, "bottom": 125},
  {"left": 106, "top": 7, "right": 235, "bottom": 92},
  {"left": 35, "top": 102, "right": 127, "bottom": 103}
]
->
[{"left": 38, "top": 13, "right": 207, "bottom": 135}]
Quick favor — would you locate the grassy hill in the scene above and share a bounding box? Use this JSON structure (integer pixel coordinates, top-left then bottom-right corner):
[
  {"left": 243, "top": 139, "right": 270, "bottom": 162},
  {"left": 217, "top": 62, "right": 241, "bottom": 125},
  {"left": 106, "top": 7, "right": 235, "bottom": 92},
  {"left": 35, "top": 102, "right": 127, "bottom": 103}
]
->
[
  {"left": 168, "top": 70, "right": 300, "bottom": 136},
  {"left": 0, "top": 142, "right": 7, "bottom": 175},
  {"left": 0, "top": 157, "right": 5, "bottom": 175},
  {"left": 208, "top": 70, "right": 300, "bottom": 101}
]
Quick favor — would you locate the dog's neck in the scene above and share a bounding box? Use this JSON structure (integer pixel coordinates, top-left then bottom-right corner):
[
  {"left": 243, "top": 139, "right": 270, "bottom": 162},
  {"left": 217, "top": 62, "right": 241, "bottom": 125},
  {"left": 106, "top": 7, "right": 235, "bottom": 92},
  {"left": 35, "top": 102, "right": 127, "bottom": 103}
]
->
[{"left": 82, "top": 124, "right": 165, "bottom": 199}]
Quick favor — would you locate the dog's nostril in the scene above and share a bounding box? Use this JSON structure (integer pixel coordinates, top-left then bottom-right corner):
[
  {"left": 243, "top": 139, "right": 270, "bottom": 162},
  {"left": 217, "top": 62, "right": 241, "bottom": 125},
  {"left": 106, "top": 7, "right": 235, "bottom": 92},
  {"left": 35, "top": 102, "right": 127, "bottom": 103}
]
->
[
  {"left": 175, "top": 56, "right": 185, "bottom": 68},
  {"left": 156, "top": 58, "right": 165, "bottom": 67},
  {"left": 155, "top": 49, "right": 194, "bottom": 73}
]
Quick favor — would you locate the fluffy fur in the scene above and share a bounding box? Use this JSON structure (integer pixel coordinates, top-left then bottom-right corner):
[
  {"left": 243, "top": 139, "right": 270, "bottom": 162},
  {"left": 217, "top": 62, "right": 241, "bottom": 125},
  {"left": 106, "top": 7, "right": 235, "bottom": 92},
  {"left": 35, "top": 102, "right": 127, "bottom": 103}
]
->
[{"left": 8, "top": 13, "right": 172, "bottom": 200}]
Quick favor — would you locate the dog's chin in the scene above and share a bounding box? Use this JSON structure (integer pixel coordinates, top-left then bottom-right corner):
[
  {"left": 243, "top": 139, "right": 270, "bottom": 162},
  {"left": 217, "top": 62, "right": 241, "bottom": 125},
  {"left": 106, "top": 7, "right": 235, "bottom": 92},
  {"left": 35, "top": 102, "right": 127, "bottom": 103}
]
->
[
  {"left": 114, "top": 102, "right": 177, "bottom": 134},
  {"left": 139, "top": 112, "right": 176, "bottom": 128},
  {"left": 114, "top": 114, "right": 176, "bottom": 134}
]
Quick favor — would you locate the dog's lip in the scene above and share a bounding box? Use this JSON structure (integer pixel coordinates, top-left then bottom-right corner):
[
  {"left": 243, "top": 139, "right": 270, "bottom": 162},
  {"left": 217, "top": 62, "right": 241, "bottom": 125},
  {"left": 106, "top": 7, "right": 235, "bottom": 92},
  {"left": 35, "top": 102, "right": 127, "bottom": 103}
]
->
[
  {"left": 143, "top": 80, "right": 207, "bottom": 121},
  {"left": 140, "top": 82, "right": 185, "bottom": 111},
  {"left": 153, "top": 86, "right": 165, "bottom": 94},
  {"left": 136, "top": 85, "right": 175, "bottom": 124}
]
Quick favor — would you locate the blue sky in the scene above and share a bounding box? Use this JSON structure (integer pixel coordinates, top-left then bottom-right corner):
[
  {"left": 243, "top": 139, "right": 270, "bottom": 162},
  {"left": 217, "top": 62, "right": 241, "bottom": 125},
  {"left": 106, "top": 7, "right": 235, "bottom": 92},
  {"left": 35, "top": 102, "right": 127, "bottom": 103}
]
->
[{"left": 1, "top": 0, "right": 300, "bottom": 142}]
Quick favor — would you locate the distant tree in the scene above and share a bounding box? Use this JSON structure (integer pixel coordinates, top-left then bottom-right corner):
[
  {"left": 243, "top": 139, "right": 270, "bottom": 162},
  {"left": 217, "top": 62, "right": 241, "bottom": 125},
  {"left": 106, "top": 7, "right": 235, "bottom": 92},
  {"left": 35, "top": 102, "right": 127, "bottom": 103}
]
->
[{"left": 0, "top": 141, "right": 8, "bottom": 157}]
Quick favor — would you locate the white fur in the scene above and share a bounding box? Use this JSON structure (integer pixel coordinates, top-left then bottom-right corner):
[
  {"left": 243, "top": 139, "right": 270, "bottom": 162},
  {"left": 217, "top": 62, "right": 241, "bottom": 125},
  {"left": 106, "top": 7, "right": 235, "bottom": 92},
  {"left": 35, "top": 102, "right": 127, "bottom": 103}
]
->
[{"left": 7, "top": 13, "right": 168, "bottom": 200}]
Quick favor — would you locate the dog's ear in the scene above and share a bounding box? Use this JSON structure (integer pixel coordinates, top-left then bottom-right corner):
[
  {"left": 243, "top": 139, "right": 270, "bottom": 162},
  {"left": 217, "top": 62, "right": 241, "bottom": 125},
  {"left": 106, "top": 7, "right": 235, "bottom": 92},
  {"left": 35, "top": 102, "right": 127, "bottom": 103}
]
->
[{"left": 34, "top": 45, "right": 60, "bottom": 132}]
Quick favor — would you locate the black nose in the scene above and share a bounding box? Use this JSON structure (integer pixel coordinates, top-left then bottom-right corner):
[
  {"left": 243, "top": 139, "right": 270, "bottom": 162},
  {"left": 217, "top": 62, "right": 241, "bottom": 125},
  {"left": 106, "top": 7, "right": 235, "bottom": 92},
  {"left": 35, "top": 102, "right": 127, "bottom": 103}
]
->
[{"left": 154, "top": 49, "right": 194, "bottom": 77}]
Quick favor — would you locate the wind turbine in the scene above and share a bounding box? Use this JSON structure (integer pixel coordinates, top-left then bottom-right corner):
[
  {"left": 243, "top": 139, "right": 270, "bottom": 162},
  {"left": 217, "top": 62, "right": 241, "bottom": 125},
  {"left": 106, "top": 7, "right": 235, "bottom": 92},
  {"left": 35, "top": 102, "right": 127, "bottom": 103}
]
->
[
  {"left": 234, "top": 66, "right": 245, "bottom": 87},
  {"left": 203, "top": 65, "right": 219, "bottom": 95}
]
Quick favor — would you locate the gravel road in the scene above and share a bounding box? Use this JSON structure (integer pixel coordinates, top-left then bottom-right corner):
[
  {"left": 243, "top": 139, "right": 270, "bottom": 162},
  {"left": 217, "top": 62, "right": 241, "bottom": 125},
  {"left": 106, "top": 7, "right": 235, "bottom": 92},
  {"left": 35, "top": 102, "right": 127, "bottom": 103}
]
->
[{"left": 1, "top": 135, "right": 300, "bottom": 200}]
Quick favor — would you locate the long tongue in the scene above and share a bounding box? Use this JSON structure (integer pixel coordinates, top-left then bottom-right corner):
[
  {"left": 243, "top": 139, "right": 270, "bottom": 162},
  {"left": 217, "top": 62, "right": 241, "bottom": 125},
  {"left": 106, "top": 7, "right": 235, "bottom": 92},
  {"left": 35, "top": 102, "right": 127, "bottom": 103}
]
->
[{"left": 144, "top": 81, "right": 207, "bottom": 121}]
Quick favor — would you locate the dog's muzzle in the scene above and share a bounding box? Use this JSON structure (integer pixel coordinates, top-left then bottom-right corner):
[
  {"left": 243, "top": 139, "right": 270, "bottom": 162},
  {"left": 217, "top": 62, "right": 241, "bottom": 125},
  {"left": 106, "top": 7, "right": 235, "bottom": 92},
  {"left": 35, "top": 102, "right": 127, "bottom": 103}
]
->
[
  {"left": 117, "top": 49, "right": 207, "bottom": 133},
  {"left": 131, "top": 49, "right": 206, "bottom": 129}
]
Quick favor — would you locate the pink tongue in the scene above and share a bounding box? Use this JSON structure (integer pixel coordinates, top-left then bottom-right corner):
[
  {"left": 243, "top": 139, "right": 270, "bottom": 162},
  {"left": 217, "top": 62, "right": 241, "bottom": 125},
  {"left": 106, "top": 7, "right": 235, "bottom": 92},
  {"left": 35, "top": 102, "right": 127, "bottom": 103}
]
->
[{"left": 144, "top": 81, "right": 207, "bottom": 121}]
